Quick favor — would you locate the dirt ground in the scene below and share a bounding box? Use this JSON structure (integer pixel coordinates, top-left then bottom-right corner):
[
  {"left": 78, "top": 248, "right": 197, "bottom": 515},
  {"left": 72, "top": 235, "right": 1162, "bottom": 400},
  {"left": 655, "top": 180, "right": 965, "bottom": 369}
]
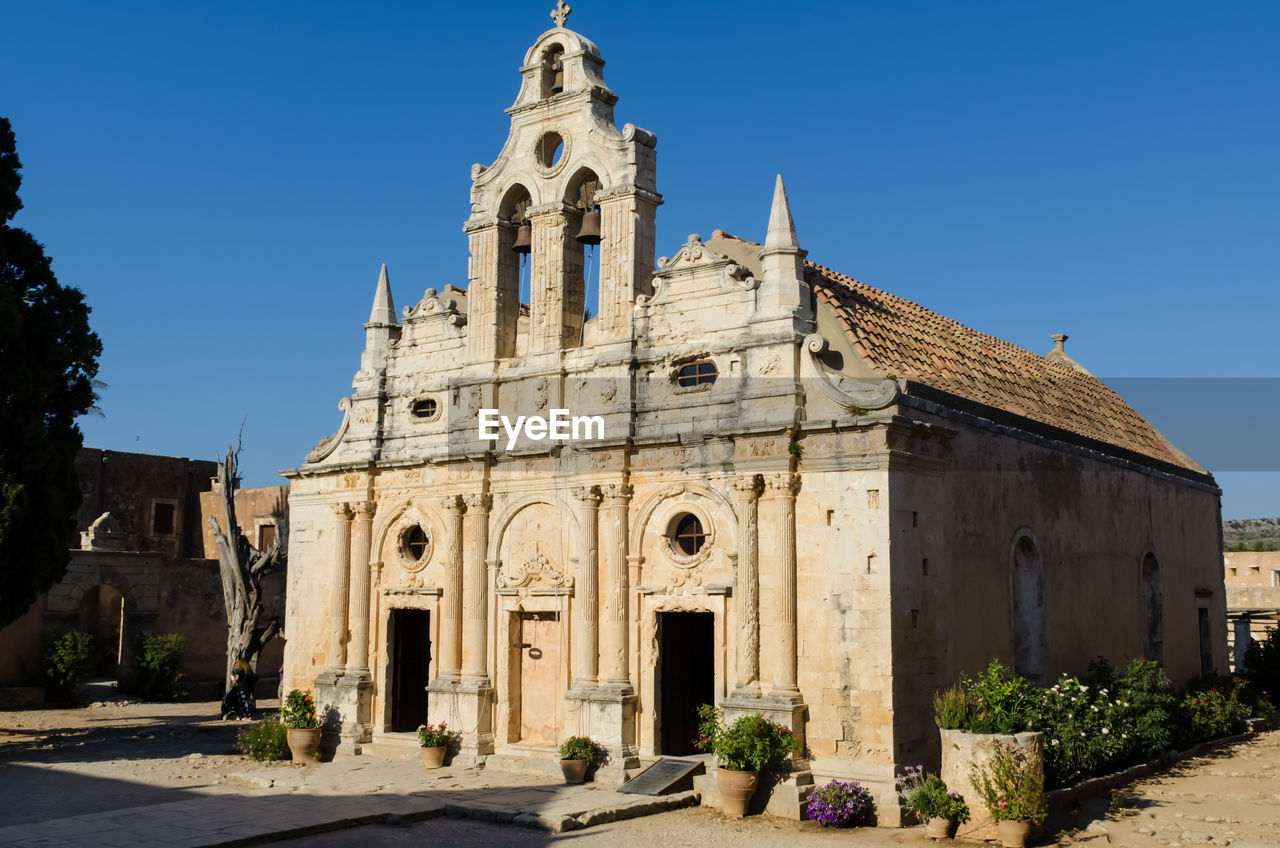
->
[{"left": 3, "top": 690, "right": 1278, "bottom": 847}]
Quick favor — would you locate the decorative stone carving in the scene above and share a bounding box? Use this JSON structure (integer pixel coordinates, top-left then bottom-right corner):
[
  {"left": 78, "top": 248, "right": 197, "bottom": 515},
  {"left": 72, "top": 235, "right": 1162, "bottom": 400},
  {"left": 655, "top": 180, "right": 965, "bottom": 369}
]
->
[
  {"left": 306, "top": 397, "right": 352, "bottom": 463},
  {"left": 497, "top": 552, "right": 573, "bottom": 589},
  {"left": 80, "top": 512, "right": 127, "bottom": 551},
  {"left": 402, "top": 288, "right": 466, "bottom": 329},
  {"left": 801, "top": 334, "right": 899, "bottom": 411}
]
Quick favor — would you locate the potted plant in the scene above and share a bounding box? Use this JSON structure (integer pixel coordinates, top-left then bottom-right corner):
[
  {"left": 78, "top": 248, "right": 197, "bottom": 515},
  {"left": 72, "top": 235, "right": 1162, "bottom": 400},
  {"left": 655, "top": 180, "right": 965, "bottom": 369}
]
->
[
  {"left": 897, "top": 764, "right": 971, "bottom": 840},
  {"left": 280, "top": 689, "right": 321, "bottom": 763},
  {"left": 711, "top": 714, "right": 794, "bottom": 817},
  {"left": 969, "top": 742, "right": 1047, "bottom": 848},
  {"left": 416, "top": 722, "right": 458, "bottom": 769},
  {"left": 557, "top": 735, "right": 599, "bottom": 784}
]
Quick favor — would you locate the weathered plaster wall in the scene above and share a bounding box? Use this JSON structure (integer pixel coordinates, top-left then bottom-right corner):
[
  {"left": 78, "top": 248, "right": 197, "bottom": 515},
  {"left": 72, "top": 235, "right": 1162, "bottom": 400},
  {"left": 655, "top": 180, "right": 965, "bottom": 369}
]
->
[{"left": 1225, "top": 551, "right": 1280, "bottom": 589}]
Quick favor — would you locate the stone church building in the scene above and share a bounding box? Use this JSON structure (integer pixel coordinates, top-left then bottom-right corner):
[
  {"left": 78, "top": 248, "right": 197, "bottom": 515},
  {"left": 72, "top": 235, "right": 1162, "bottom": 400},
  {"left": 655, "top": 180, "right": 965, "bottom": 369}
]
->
[{"left": 283, "top": 7, "right": 1225, "bottom": 817}]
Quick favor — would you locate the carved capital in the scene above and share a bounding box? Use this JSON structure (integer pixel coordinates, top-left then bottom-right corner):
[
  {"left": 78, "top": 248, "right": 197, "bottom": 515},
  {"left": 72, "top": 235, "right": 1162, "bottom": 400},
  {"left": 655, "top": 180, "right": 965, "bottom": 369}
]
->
[
  {"left": 332, "top": 502, "right": 355, "bottom": 520},
  {"left": 353, "top": 501, "right": 376, "bottom": 520},
  {"left": 731, "top": 474, "right": 763, "bottom": 500},
  {"left": 601, "top": 483, "right": 633, "bottom": 506},
  {"left": 440, "top": 494, "right": 466, "bottom": 515},
  {"left": 573, "top": 485, "right": 602, "bottom": 507},
  {"left": 766, "top": 473, "right": 800, "bottom": 497},
  {"left": 463, "top": 492, "right": 492, "bottom": 513}
]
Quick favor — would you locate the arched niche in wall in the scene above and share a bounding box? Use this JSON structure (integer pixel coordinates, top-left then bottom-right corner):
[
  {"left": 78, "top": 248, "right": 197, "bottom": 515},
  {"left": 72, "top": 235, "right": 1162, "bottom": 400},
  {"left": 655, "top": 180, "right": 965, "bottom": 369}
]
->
[
  {"left": 1010, "top": 528, "right": 1046, "bottom": 682},
  {"left": 562, "top": 166, "right": 602, "bottom": 346},
  {"left": 1140, "top": 549, "right": 1164, "bottom": 664}
]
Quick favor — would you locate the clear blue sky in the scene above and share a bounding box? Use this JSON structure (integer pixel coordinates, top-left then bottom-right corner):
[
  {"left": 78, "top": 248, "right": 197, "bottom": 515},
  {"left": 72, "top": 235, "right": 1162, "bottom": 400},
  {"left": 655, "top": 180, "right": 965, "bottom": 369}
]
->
[{"left": 4, "top": 1, "right": 1277, "bottom": 518}]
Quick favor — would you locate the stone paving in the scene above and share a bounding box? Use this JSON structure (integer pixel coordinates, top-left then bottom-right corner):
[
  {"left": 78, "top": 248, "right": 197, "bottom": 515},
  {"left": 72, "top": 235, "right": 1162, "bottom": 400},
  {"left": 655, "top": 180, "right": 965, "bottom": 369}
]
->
[{"left": 0, "top": 755, "right": 698, "bottom": 847}]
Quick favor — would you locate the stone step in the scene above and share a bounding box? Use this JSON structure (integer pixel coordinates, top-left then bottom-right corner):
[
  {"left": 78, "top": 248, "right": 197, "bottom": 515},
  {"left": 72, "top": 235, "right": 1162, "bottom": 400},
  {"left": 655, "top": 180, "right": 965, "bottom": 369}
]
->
[{"left": 364, "top": 733, "right": 423, "bottom": 762}]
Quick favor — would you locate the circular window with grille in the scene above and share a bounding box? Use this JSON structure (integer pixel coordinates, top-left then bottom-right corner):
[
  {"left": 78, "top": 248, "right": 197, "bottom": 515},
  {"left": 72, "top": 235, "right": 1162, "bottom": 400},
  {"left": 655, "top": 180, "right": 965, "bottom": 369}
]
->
[
  {"left": 401, "top": 524, "right": 432, "bottom": 564},
  {"left": 412, "top": 398, "right": 439, "bottom": 420},
  {"left": 663, "top": 509, "right": 714, "bottom": 566}
]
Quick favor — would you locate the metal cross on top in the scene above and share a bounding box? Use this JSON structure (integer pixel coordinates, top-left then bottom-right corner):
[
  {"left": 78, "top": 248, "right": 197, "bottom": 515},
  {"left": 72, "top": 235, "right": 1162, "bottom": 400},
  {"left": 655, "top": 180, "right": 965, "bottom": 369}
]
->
[{"left": 551, "top": 0, "right": 572, "bottom": 28}]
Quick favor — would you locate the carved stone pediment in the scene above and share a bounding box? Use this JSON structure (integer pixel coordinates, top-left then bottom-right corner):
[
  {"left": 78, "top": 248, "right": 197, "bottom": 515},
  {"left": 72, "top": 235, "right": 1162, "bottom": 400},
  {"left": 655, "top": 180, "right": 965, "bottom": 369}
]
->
[
  {"left": 496, "top": 553, "right": 573, "bottom": 589},
  {"left": 640, "top": 234, "right": 757, "bottom": 306},
  {"left": 403, "top": 288, "right": 467, "bottom": 328}
]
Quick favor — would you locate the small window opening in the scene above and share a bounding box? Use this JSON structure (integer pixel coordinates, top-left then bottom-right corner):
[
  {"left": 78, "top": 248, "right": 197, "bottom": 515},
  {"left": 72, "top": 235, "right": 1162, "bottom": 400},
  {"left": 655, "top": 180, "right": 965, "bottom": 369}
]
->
[
  {"left": 825, "top": 509, "right": 834, "bottom": 526},
  {"left": 673, "top": 513, "right": 706, "bottom": 556},
  {"left": 152, "top": 502, "right": 175, "bottom": 536},
  {"left": 536, "top": 131, "right": 564, "bottom": 169},
  {"left": 912, "top": 511, "right": 918, "bottom": 527},
  {"left": 540, "top": 45, "right": 565, "bottom": 98},
  {"left": 922, "top": 557, "right": 929, "bottom": 576},
  {"left": 403, "top": 525, "right": 430, "bottom": 561},
  {"left": 258, "top": 524, "right": 276, "bottom": 549},
  {"left": 910, "top": 609, "right": 919, "bottom": 629},
  {"left": 676, "top": 360, "right": 717, "bottom": 388},
  {"left": 412, "top": 398, "right": 438, "bottom": 419}
]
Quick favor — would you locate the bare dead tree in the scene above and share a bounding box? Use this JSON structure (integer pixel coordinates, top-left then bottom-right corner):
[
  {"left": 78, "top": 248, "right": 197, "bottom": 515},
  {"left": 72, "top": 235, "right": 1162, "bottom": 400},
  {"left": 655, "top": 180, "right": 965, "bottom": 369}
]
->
[{"left": 208, "top": 442, "right": 286, "bottom": 688}]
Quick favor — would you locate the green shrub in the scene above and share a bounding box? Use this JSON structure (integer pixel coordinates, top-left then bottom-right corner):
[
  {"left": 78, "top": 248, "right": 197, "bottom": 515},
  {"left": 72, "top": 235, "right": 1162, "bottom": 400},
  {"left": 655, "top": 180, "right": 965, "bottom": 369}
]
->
[
  {"left": 969, "top": 742, "right": 1046, "bottom": 824},
  {"left": 694, "top": 702, "right": 722, "bottom": 751},
  {"left": 1180, "top": 687, "right": 1250, "bottom": 741},
  {"left": 236, "top": 716, "right": 289, "bottom": 761},
  {"left": 281, "top": 689, "right": 319, "bottom": 729},
  {"left": 961, "top": 659, "right": 1034, "bottom": 734},
  {"left": 933, "top": 685, "right": 969, "bottom": 730},
  {"left": 897, "top": 765, "right": 970, "bottom": 823},
  {"left": 712, "top": 714, "right": 794, "bottom": 773},
  {"left": 133, "top": 633, "right": 186, "bottom": 700},
  {"left": 46, "top": 630, "right": 94, "bottom": 693},
  {"left": 557, "top": 735, "right": 600, "bottom": 761},
  {"left": 417, "top": 721, "right": 459, "bottom": 748}
]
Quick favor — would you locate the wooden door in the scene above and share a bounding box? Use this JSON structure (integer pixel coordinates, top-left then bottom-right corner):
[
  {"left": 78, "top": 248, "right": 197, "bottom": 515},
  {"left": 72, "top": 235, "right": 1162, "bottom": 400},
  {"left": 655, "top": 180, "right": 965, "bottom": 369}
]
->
[{"left": 518, "top": 612, "right": 562, "bottom": 745}]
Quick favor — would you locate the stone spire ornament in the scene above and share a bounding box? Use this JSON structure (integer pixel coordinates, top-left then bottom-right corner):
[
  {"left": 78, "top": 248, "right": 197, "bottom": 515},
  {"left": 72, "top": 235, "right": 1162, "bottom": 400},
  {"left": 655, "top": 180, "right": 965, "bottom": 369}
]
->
[
  {"left": 758, "top": 174, "right": 812, "bottom": 321},
  {"left": 551, "top": 0, "right": 571, "bottom": 28},
  {"left": 367, "top": 263, "right": 398, "bottom": 327},
  {"left": 765, "top": 174, "right": 799, "bottom": 250}
]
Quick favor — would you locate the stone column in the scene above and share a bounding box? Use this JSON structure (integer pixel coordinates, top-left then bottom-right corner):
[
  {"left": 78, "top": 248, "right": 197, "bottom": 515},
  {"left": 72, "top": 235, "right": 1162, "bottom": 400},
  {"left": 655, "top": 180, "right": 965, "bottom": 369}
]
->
[
  {"left": 438, "top": 494, "right": 465, "bottom": 681},
  {"left": 572, "top": 485, "right": 601, "bottom": 689},
  {"left": 461, "top": 492, "right": 492, "bottom": 683},
  {"left": 596, "top": 187, "right": 659, "bottom": 341},
  {"left": 600, "top": 483, "right": 633, "bottom": 690},
  {"left": 328, "top": 503, "right": 354, "bottom": 670},
  {"left": 346, "top": 501, "right": 375, "bottom": 673},
  {"left": 528, "top": 204, "right": 569, "bottom": 353},
  {"left": 732, "top": 474, "right": 763, "bottom": 694},
  {"left": 768, "top": 473, "right": 800, "bottom": 696}
]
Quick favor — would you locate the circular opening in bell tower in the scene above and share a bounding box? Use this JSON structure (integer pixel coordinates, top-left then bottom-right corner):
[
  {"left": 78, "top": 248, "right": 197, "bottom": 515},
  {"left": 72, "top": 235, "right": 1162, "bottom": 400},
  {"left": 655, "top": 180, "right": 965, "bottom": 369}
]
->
[{"left": 536, "top": 131, "right": 565, "bottom": 168}]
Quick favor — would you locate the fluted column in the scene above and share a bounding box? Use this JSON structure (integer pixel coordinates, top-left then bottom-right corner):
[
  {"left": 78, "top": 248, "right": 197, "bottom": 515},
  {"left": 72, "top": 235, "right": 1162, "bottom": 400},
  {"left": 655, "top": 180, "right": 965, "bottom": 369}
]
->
[
  {"left": 439, "top": 495, "right": 465, "bottom": 681},
  {"left": 461, "top": 492, "right": 492, "bottom": 683},
  {"left": 328, "top": 503, "right": 354, "bottom": 670},
  {"left": 768, "top": 473, "right": 800, "bottom": 695},
  {"left": 600, "top": 483, "right": 633, "bottom": 689},
  {"left": 346, "top": 501, "right": 376, "bottom": 673},
  {"left": 573, "top": 485, "right": 601, "bottom": 688},
  {"left": 732, "top": 475, "right": 763, "bottom": 693}
]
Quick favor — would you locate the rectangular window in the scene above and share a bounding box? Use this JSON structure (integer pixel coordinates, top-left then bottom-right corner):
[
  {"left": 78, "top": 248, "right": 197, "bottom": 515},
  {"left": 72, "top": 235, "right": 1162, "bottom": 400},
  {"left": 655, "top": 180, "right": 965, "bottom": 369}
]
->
[
  {"left": 1272, "top": 570, "right": 1280, "bottom": 588},
  {"left": 258, "top": 524, "right": 276, "bottom": 549},
  {"left": 1197, "top": 606, "right": 1213, "bottom": 677},
  {"left": 152, "top": 502, "right": 175, "bottom": 536}
]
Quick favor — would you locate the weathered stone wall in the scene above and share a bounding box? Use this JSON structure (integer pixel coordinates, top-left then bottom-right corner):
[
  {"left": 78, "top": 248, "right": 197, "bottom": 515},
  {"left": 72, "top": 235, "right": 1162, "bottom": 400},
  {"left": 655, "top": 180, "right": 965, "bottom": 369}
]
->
[{"left": 1225, "top": 551, "right": 1280, "bottom": 589}]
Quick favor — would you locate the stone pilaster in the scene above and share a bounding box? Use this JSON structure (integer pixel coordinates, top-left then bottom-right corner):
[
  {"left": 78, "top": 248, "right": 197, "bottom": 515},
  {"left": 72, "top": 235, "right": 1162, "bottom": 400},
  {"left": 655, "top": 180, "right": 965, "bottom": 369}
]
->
[
  {"left": 528, "top": 205, "right": 570, "bottom": 353},
  {"left": 346, "top": 501, "right": 375, "bottom": 674},
  {"left": 455, "top": 491, "right": 494, "bottom": 760},
  {"left": 731, "top": 474, "right": 763, "bottom": 695},
  {"left": 464, "top": 219, "right": 518, "bottom": 362},
  {"left": 572, "top": 485, "right": 601, "bottom": 689},
  {"left": 767, "top": 473, "right": 800, "bottom": 696},
  {"left": 438, "top": 494, "right": 465, "bottom": 681},
  {"left": 596, "top": 188, "right": 658, "bottom": 341}
]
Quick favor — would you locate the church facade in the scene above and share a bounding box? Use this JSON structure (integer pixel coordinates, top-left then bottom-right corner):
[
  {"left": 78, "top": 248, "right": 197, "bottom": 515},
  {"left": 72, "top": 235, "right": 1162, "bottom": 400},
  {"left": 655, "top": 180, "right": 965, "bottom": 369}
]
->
[{"left": 282, "top": 8, "right": 1225, "bottom": 818}]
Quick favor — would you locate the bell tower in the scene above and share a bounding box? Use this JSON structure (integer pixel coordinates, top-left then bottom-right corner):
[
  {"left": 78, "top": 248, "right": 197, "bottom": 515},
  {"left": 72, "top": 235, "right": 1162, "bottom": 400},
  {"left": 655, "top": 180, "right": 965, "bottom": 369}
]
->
[{"left": 465, "top": 2, "right": 661, "bottom": 363}]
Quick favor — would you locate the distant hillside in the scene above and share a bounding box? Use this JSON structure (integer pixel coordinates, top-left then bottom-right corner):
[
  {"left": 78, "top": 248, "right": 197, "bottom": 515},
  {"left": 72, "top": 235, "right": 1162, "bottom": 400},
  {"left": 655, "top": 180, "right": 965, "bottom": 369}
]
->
[{"left": 1223, "top": 518, "right": 1280, "bottom": 551}]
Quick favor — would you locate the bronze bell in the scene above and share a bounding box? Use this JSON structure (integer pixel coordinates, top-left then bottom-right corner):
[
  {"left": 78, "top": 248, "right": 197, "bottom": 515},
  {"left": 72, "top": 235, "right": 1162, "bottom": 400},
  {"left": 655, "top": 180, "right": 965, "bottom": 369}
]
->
[
  {"left": 551, "top": 66, "right": 564, "bottom": 94},
  {"left": 512, "top": 221, "right": 532, "bottom": 254},
  {"left": 575, "top": 209, "right": 602, "bottom": 246}
]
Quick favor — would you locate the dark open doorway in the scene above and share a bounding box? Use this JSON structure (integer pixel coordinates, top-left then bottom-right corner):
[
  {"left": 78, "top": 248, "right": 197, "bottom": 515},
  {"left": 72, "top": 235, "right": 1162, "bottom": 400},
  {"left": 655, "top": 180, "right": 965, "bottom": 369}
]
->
[
  {"left": 390, "top": 609, "right": 431, "bottom": 733},
  {"left": 657, "top": 611, "right": 714, "bottom": 755}
]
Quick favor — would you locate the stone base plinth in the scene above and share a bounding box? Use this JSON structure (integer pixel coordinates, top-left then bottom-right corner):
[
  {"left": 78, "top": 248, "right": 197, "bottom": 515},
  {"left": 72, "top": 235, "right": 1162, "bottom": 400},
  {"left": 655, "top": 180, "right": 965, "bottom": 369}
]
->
[
  {"left": 564, "top": 685, "right": 640, "bottom": 781},
  {"left": 315, "top": 668, "right": 373, "bottom": 758},
  {"left": 427, "top": 677, "right": 494, "bottom": 764}
]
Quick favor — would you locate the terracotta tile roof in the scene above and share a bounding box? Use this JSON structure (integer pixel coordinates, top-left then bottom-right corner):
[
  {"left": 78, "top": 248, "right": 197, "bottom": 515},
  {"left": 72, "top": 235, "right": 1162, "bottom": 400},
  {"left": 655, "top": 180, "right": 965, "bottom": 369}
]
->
[{"left": 807, "top": 262, "right": 1202, "bottom": 473}]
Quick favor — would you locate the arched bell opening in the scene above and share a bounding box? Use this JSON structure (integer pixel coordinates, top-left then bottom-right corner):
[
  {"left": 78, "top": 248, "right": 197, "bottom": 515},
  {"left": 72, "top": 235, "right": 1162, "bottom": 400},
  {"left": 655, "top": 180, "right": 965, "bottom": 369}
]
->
[
  {"left": 499, "top": 183, "right": 533, "bottom": 355},
  {"left": 563, "top": 167, "right": 602, "bottom": 347},
  {"left": 539, "top": 44, "right": 565, "bottom": 99}
]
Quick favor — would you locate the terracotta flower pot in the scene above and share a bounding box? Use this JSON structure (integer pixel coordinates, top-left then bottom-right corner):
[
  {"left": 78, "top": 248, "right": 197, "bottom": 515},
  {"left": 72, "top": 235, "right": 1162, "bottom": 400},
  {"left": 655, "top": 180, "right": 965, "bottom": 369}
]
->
[
  {"left": 925, "top": 816, "right": 954, "bottom": 839},
  {"left": 997, "top": 819, "right": 1033, "bottom": 848},
  {"left": 421, "top": 745, "right": 447, "bottom": 768},
  {"left": 717, "top": 767, "right": 759, "bottom": 818},
  {"left": 286, "top": 727, "right": 321, "bottom": 763},
  {"left": 560, "top": 758, "right": 588, "bottom": 784}
]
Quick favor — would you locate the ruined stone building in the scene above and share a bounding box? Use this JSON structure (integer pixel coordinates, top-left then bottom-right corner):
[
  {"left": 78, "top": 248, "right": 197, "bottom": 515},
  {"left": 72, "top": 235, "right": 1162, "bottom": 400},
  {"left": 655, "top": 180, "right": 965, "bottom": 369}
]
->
[
  {"left": 1224, "top": 550, "right": 1280, "bottom": 669},
  {"left": 0, "top": 449, "right": 286, "bottom": 704},
  {"left": 282, "top": 8, "right": 1225, "bottom": 816}
]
